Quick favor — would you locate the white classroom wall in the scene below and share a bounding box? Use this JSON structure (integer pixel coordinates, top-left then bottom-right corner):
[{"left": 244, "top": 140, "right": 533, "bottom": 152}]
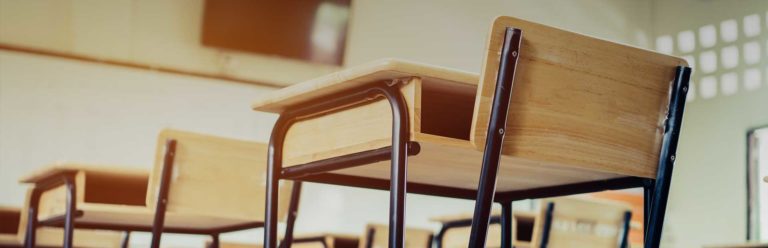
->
[
  {"left": 649, "top": 0, "right": 768, "bottom": 247},
  {"left": 3, "top": 0, "right": 762, "bottom": 247}
]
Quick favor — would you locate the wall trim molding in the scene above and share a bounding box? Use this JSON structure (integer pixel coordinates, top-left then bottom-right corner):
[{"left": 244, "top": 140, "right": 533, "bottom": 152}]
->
[{"left": 0, "top": 43, "right": 283, "bottom": 89}]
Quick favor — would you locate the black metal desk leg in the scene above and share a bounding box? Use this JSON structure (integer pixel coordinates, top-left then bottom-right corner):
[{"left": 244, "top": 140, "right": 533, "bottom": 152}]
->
[
  {"left": 150, "top": 139, "right": 178, "bottom": 248},
  {"left": 644, "top": 66, "right": 691, "bottom": 248},
  {"left": 382, "top": 85, "right": 411, "bottom": 248},
  {"left": 63, "top": 175, "right": 77, "bottom": 248},
  {"left": 264, "top": 113, "right": 290, "bottom": 248},
  {"left": 24, "top": 189, "right": 42, "bottom": 248},
  {"left": 468, "top": 27, "right": 522, "bottom": 248},
  {"left": 500, "top": 202, "right": 512, "bottom": 248}
]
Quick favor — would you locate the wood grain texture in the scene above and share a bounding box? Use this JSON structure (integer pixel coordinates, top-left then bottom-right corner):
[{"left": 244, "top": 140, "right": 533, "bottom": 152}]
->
[
  {"left": 471, "top": 16, "right": 688, "bottom": 178},
  {"left": 283, "top": 78, "right": 419, "bottom": 167},
  {"left": 530, "top": 197, "right": 632, "bottom": 248},
  {"left": 147, "top": 129, "right": 294, "bottom": 222},
  {"left": 252, "top": 16, "right": 688, "bottom": 193},
  {"left": 251, "top": 59, "right": 478, "bottom": 113},
  {"left": 361, "top": 224, "right": 432, "bottom": 248},
  {"left": 10, "top": 190, "right": 125, "bottom": 248},
  {"left": 23, "top": 129, "right": 291, "bottom": 231}
]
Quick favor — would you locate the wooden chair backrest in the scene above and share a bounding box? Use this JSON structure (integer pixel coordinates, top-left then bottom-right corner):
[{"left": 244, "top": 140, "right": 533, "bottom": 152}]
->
[
  {"left": 531, "top": 197, "right": 632, "bottom": 248},
  {"left": 361, "top": 224, "right": 433, "bottom": 248},
  {"left": 146, "top": 129, "right": 293, "bottom": 221},
  {"left": 471, "top": 16, "right": 688, "bottom": 178}
]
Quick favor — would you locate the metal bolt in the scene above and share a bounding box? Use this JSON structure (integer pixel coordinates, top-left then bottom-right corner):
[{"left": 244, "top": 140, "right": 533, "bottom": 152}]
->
[
  {"left": 670, "top": 155, "right": 676, "bottom": 161},
  {"left": 498, "top": 128, "right": 504, "bottom": 134},
  {"left": 682, "top": 86, "right": 688, "bottom": 92},
  {"left": 511, "top": 51, "right": 518, "bottom": 57}
]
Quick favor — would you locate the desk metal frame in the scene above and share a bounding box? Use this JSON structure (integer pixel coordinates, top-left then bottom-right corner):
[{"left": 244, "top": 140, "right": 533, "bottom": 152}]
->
[{"left": 263, "top": 25, "right": 690, "bottom": 248}]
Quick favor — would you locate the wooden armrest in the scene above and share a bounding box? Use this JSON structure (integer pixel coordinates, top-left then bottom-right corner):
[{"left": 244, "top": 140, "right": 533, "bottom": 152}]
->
[
  {"left": 251, "top": 58, "right": 478, "bottom": 113},
  {"left": 19, "top": 163, "right": 147, "bottom": 184}
]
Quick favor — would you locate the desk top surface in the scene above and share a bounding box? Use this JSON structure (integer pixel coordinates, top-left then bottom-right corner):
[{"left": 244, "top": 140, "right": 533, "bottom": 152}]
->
[
  {"left": 19, "top": 163, "right": 148, "bottom": 183},
  {"left": 252, "top": 58, "right": 478, "bottom": 113}
]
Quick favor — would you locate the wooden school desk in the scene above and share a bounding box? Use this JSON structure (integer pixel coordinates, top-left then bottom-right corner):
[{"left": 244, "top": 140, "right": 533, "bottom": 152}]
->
[
  {"left": 19, "top": 130, "right": 298, "bottom": 248},
  {"left": 253, "top": 16, "right": 690, "bottom": 248}
]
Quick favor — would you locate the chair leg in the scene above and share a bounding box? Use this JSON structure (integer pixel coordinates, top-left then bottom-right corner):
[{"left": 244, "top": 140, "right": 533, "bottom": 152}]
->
[
  {"left": 150, "top": 139, "right": 177, "bottom": 248},
  {"left": 209, "top": 234, "right": 220, "bottom": 248},
  {"left": 279, "top": 181, "right": 303, "bottom": 248},
  {"left": 644, "top": 66, "right": 691, "bottom": 248},
  {"left": 539, "top": 202, "right": 554, "bottom": 248},
  {"left": 619, "top": 211, "right": 632, "bottom": 248},
  {"left": 468, "top": 27, "right": 522, "bottom": 248},
  {"left": 500, "top": 202, "right": 513, "bottom": 248},
  {"left": 23, "top": 189, "right": 42, "bottom": 248},
  {"left": 643, "top": 182, "right": 653, "bottom": 235},
  {"left": 63, "top": 175, "right": 77, "bottom": 248},
  {"left": 121, "top": 231, "right": 131, "bottom": 248}
]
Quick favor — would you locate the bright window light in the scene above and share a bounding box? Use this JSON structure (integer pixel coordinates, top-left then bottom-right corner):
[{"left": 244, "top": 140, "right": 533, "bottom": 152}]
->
[
  {"left": 678, "top": 30, "right": 696, "bottom": 53},
  {"left": 699, "top": 25, "right": 718, "bottom": 48},
  {"left": 656, "top": 35, "right": 674, "bottom": 54},
  {"left": 686, "top": 80, "right": 696, "bottom": 102},
  {"left": 744, "top": 41, "right": 762, "bottom": 65},
  {"left": 722, "top": 45, "right": 740, "bottom": 69},
  {"left": 700, "top": 50, "right": 718, "bottom": 73},
  {"left": 721, "top": 19, "right": 739, "bottom": 42},
  {"left": 744, "top": 68, "right": 762, "bottom": 91},
  {"left": 744, "top": 14, "right": 762, "bottom": 37},
  {"left": 683, "top": 55, "right": 696, "bottom": 71},
  {"left": 721, "top": 72, "right": 739, "bottom": 95},
  {"left": 700, "top": 76, "right": 718, "bottom": 99}
]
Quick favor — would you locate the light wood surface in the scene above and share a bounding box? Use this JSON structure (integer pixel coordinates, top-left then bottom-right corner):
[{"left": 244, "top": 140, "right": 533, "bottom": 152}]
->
[
  {"left": 22, "top": 129, "right": 292, "bottom": 231},
  {"left": 531, "top": 197, "right": 632, "bottom": 248},
  {"left": 471, "top": 16, "right": 688, "bottom": 179},
  {"left": 252, "top": 59, "right": 477, "bottom": 113},
  {"left": 146, "top": 129, "right": 293, "bottom": 222},
  {"left": 1, "top": 194, "right": 124, "bottom": 248},
  {"left": 361, "top": 224, "right": 432, "bottom": 248},
  {"left": 251, "top": 16, "right": 687, "bottom": 192}
]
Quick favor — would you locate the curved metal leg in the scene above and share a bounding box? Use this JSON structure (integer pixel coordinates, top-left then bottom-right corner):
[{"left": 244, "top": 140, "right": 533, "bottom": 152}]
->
[{"left": 264, "top": 83, "right": 411, "bottom": 248}]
